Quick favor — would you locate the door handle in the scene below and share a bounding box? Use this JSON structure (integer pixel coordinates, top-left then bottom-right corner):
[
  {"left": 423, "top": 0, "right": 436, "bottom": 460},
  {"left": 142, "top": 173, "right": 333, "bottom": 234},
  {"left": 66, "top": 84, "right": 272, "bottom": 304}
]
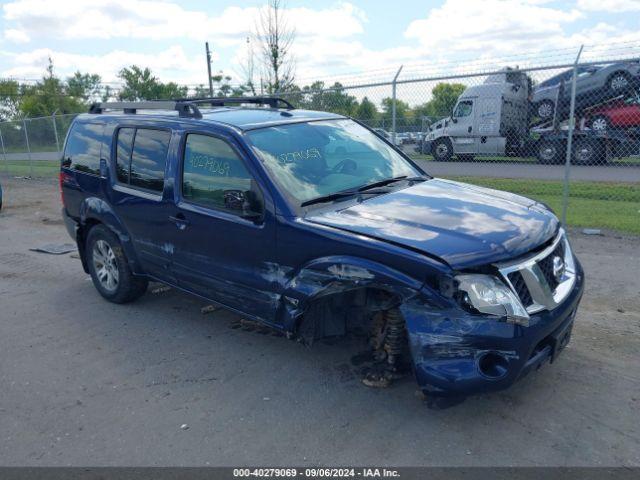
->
[
  {"left": 468, "top": 126, "right": 472, "bottom": 133},
  {"left": 169, "top": 214, "right": 190, "bottom": 230}
]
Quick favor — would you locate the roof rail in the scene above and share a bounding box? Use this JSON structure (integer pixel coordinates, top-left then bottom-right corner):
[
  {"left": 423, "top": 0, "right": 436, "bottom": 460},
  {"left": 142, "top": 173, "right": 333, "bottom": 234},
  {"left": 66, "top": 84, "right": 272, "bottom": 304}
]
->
[
  {"left": 177, "top": 96, "right": 295, "bottom": 110},
  {"left": 88, "top": 96, "right": 295, "bottom": 118},
  {"left": 88, "top": 101, "right": 203, "bottom": 119}
]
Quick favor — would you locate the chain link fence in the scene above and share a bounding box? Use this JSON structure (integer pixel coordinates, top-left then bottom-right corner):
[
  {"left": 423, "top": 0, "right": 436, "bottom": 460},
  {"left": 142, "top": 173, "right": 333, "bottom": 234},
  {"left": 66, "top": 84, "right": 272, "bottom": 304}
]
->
[
  {"left": 0, "top": 113, "right": 77, "bottom": 177},
  {"left": 276, "top": 55, "right": 640, "bottom": 234},
  {"left": 1, "top": 51, "right": 639, "bottom": 234}
]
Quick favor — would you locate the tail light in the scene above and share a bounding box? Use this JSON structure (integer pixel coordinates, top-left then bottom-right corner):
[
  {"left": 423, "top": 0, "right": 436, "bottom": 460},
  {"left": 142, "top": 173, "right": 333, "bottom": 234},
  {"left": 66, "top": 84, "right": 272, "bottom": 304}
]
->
[{"left": 59, "top": 171, "right": 72, "bottom": 206}]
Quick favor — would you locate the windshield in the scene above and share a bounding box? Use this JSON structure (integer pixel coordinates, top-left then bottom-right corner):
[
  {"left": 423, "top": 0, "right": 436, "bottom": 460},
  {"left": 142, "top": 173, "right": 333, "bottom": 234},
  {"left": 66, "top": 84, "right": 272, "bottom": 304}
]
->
[{"left": 246, "top": 119, "right": 422, "bottom": 204}]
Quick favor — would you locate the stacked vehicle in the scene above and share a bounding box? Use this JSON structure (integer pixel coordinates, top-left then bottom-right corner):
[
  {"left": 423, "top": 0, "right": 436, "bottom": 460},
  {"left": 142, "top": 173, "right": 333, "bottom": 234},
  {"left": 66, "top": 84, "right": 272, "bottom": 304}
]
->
[{"left": 419, "top": 62, "right": 640, "bottom": 165}]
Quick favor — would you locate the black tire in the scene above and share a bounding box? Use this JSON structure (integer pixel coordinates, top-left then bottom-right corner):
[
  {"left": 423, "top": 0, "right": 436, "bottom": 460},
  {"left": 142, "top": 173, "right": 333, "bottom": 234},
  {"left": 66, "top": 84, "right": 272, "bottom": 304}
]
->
[
  {"left": 608, "top": 72, "right": 631, "bottom": 94},
  {"left": 536, "top": 100, "right": 555, "bottom": 120},
  {"left": 536, "top": 140, "right": 562, "bottom": 164},
  {"left": 590, "top": 115, "right": 610, "bottom": 132},
  {"left": 573, "top": 138, "right": 606, "bottom": 166},
  {"left": 432, "top": 138, "right": 453, "bottom": 162},
  {"left": 86, "top": 224, "right": 148, "bottom": 303}
]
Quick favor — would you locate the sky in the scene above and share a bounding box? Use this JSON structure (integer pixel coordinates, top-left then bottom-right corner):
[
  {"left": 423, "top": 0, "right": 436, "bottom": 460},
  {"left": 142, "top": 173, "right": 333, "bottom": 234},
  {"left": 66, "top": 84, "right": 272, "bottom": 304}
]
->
[{"left": 0, "top": 0, "right": 639, "bottom": 88}]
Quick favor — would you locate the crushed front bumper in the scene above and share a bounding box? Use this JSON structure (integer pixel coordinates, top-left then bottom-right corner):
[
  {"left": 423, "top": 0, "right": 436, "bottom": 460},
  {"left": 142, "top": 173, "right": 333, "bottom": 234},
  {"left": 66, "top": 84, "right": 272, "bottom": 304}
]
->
[{"left": 401, "top": 259, "right": 584, "bottom": 397}]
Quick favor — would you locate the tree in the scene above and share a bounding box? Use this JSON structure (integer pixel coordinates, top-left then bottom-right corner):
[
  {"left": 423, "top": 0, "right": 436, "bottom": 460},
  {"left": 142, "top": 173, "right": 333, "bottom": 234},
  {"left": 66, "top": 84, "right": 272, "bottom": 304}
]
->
[
  {"left": 18, "top": 58, "right": 86, "bottom": 117},
  {"left": 256, "top": 0, "right": 295, "bottom": 93},
  {"left": 0, "top": 79, "right": 21, "bottom": 120},
  {"left": 355, "top": 96, "right": 378, "bottom": 124},
  {"left": 381, "top": 97, "right": 411, "bottom": 128},
  {"left": 117, "top": 66, "right": 188, "bottom": 101},
  {"left": 414, "top": 82, "right": 466, "bottom": 119},
  {"left": 66, "top": 72, "right": 102, "bottom": 102},
  {"left": 299, "top": 81, "right": 358, "bottom": 116}
]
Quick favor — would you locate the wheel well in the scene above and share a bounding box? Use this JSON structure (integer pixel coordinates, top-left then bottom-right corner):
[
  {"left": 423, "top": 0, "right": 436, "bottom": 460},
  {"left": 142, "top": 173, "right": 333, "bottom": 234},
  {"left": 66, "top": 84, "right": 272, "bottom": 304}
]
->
[
  {"left": 77, "top": 219, "right": 102, "bottom": 273},
  {"left": 295, "top": 287, "right": 402, "bottom": 345}
]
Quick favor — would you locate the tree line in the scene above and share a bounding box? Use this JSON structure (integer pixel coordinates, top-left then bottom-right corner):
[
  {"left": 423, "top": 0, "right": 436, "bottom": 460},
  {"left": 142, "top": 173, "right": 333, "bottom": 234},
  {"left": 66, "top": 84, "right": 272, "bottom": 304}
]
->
[{"left": 0, "top": 59, "right": 465, "bottom": 131}]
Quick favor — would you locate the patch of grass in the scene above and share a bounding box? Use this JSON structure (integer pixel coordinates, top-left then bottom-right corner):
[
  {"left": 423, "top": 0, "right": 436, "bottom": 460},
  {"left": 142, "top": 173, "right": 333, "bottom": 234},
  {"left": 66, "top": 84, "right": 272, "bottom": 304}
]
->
[
  {"left": 1, "top": 160, "right": 59, "bottom": 177},
  {"left": 446, "top": 176, "right": 640, "bottom": 235}
]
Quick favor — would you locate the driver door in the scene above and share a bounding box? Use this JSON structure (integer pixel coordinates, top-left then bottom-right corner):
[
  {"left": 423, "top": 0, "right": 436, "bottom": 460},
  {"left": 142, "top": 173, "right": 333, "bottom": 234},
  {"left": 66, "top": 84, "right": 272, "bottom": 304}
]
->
[
  {"left": 170, "top": 131, "right": 278, "bottom": 323},
  {"left": 448, "top": 99, "right": 476, "bottom": 154}
]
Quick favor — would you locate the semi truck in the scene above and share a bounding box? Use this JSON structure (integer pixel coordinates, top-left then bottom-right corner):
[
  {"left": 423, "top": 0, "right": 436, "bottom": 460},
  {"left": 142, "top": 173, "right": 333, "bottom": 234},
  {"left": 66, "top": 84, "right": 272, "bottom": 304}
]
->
[{"left": 418, "top": 68, "right": 638, "bottom": 165}]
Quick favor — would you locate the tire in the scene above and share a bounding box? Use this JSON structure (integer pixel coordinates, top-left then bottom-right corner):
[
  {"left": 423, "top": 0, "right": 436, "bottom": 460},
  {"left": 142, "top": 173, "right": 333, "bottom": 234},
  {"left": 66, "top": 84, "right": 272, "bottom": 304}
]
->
[
  {"left": 536, "top": 140, "right": 562, "bottom": 164},
  {"left": 573, "top": 138, "right": 606, "bottom": 166},
  {"left": 536, "top": 100, "right": 555, "bottom": 120},
  {"left": 590, "top": 115, "right": 610, "bottom": 132},
  {"left": 432, "top": 138, "right": 453, "bottom": 162},
  {"left": 608, "top": 72, "right": 631, "bottom": 93},
  {"left": 86, "top": 224, "right": 148, "bottom": 303}
]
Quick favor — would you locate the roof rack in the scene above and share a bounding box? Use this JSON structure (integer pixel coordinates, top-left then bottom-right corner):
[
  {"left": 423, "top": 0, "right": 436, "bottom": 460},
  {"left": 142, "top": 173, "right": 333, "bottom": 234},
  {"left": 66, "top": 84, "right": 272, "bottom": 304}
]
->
[
  {"left": 88, "top": 96, "right": 295, "bottom": 119},
  {"left": 182, "top": 96, "right": 295, "bottom": 110}
]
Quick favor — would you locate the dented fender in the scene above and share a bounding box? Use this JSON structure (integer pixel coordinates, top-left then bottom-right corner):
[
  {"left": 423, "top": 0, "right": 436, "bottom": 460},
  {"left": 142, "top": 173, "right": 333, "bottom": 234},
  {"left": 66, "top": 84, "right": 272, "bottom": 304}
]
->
[
  {"left": 78, "top": 196, "right": 143, "bottom": 274},
  {"left": 276, "top": 255, "right": 426, "bottom": 331}
]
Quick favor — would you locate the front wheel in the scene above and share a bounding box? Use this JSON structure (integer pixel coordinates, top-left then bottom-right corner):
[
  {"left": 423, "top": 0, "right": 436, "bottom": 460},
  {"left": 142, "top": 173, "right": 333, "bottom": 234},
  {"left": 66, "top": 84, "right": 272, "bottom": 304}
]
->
[
  {"left": 590, "top": 115, "right": 610, "bottom": 132},
  {"left": 432, "top": 138, "right": 453, "bottom": 162},
  {"left": 536, "top": 100, "right": 555, "bottom": 120},
  {"left": 86, "top": 225, "right": 148, "bottom": 303}
]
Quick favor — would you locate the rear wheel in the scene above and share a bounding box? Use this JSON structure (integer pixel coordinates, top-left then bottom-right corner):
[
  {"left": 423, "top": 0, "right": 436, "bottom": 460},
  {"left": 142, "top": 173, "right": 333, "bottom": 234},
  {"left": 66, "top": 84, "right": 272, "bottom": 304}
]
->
[
  {"left": 573, "top": 137, "right": 606, "bottom": 165},
  {"left": 432, "top": 138, "right": 453, "bottom": 162},
  {"left": 608, "top": 72, "right": 631, "bottom": 93},
  {"left": 86, "top": 225, "right": 148, "bottom": 303},
  {"left": 536, "top": 139, "right": 562, "bottom": 164}
]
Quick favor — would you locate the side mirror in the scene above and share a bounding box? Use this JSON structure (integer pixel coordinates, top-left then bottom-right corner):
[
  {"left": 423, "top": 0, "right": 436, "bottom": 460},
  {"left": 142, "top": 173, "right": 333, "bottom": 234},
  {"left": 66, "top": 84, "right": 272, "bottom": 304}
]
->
[
  {"left": 451, "top": 117, "right": 458, "bottom": 124},
  {"left": 223, "top": 187, "right": 264, "bottom": 221}
]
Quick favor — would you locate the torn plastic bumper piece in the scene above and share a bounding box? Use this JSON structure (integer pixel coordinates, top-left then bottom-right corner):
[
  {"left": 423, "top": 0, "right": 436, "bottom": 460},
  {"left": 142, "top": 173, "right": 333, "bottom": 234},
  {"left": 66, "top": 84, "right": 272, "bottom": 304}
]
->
[{"left": 401, "top": 259, "right": 584, "bottom": 398}]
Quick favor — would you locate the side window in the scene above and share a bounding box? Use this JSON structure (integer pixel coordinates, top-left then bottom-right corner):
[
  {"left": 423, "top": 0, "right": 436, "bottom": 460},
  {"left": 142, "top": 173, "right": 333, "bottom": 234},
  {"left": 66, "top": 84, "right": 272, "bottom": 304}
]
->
[
  {"left": 182, "top": 134, "right": 253, "bottom": 213},
  {"left": 62, "top": 122, "right": 104, "bottom": 175},
  {"left": 130, "top": 129, "right": 171, "bottom": 192},
  {"left": 454, "top": 100, "right": 473, "bottom": 118},
  {"left": 116, "top": 128, "right": 134, "bottom": 184}
]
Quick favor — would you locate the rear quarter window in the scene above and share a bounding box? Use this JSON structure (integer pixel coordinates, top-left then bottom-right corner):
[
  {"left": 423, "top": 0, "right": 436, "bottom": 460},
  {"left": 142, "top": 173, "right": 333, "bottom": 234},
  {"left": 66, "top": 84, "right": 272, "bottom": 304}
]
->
[{"left": 62, "top": 122, "right": 105, "bottom": 175}]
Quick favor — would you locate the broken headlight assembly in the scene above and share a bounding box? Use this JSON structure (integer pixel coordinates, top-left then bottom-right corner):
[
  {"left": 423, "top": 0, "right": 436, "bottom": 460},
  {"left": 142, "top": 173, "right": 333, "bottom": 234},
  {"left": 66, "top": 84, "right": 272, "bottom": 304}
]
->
[{"left": 454, "top": 274, "right": 530, "bottom": 326}]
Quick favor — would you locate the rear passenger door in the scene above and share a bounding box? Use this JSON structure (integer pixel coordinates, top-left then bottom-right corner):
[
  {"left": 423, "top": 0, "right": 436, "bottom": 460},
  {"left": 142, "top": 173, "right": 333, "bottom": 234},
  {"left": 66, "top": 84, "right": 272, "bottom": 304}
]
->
[
  {"left": 171, "top": 131, "right": 278, "bottom": 323},
  {"left": 108, "top": 126, "right": 177, "bottom": 282}
]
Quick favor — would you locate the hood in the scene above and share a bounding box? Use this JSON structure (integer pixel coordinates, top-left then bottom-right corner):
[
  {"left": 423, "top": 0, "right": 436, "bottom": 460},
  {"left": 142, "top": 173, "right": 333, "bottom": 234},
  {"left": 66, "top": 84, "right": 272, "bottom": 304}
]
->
[{"left": 306, "top": 179, "right": 558, "bottom": 269}]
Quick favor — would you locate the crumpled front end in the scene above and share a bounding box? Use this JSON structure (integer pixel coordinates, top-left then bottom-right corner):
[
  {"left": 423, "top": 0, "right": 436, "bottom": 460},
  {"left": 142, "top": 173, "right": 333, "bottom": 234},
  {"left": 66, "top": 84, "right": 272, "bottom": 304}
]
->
[{"left": 400, "top": 249, "right": 584, "bottom": 398}]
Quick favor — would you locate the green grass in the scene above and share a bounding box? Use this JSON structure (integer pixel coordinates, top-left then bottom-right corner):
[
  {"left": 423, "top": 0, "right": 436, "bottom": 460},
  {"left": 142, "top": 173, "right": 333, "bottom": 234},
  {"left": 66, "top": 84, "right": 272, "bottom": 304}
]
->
[
  {"left": 409, "top": 153, "right": 640, "bottom": 166},
  {"left": 1, "top": 159, "right": 59, "bottom": 177},
  {"left": 446, "top": 176, "right": 640, "bottom": 235}
]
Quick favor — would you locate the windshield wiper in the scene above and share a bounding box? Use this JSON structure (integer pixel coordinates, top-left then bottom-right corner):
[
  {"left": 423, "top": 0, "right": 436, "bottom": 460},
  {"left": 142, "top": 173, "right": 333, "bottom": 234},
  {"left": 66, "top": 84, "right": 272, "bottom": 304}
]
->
[
  {"left": 300, "top": 190, "right": 380, "bottom": 208},
  {"left": 357, "top": 175, "right": 427, "bottom": 192}
]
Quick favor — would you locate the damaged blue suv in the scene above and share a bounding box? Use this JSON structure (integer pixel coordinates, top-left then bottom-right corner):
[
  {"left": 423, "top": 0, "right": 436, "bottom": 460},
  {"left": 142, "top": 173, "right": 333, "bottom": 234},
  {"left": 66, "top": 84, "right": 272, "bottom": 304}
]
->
[{"left": 60, "top": 97, "right": 584, "bottom": 400}]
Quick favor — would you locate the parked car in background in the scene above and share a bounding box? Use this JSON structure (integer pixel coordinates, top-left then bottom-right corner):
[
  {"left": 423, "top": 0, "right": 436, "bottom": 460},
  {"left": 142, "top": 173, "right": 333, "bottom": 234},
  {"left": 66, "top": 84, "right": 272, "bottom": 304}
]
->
[
  {"left": 584, "top": 94, "right": 640, "bottom": 131},
  {"left": 60, "top": 97, "right": 583, "bottom": 400},
  {"left": 531, "top": 61, "right": 640, "bottom": 120},
  {"left": 372, "top": 128, "right": 402, "bottom": 146}
]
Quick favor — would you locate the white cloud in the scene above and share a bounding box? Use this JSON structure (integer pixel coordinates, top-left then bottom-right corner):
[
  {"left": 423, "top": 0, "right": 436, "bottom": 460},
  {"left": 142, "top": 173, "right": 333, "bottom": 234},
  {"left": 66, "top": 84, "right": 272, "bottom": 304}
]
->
[
  {"left": 2, "top": 0, "right": 367, "bottom": 44},
  {"left": 577, "top": 0, "right": 640, "bottom": 11},
  {"left": 3, "top": 28, "right": 29, "bottom": 43},
  {"left": 0, "top": 45, "right": 210, "bottom": 84},
  {"left": 405, "top": 0, "right": 583, "bottom": 57}
]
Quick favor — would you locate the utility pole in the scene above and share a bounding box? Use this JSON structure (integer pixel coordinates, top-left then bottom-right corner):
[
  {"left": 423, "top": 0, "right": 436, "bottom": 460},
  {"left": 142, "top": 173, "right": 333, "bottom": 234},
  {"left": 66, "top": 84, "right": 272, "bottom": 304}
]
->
[{"left": 205, "top": 42, "right": 213, "bottom": 97}]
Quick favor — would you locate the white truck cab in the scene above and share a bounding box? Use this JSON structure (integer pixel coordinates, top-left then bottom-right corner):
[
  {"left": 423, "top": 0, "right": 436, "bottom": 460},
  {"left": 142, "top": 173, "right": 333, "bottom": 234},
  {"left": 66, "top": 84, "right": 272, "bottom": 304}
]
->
[{"left": 424, "top": 69, "right": 531, "bottom": 161}]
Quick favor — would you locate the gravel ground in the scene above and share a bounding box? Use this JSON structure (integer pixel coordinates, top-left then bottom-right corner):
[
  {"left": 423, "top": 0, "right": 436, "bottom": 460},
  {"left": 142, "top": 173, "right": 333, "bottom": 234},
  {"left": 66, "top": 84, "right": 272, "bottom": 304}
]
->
[{"left": 0, "top": 176, "right": 639, "bottom": 467}]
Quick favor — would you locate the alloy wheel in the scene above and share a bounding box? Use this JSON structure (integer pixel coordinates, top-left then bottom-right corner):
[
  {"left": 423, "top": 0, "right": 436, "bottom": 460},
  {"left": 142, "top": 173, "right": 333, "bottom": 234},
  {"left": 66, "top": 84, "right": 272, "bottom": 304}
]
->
[{"left": 92, "top": 239, "right": 119, "bottom": 292}]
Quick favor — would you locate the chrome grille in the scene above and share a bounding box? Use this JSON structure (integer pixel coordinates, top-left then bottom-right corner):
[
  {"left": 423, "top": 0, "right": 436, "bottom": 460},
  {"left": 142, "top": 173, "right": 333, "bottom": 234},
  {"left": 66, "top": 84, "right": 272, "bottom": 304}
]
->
[{"left": 498, "top": 230, "right": 576, "bottom": 314}]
